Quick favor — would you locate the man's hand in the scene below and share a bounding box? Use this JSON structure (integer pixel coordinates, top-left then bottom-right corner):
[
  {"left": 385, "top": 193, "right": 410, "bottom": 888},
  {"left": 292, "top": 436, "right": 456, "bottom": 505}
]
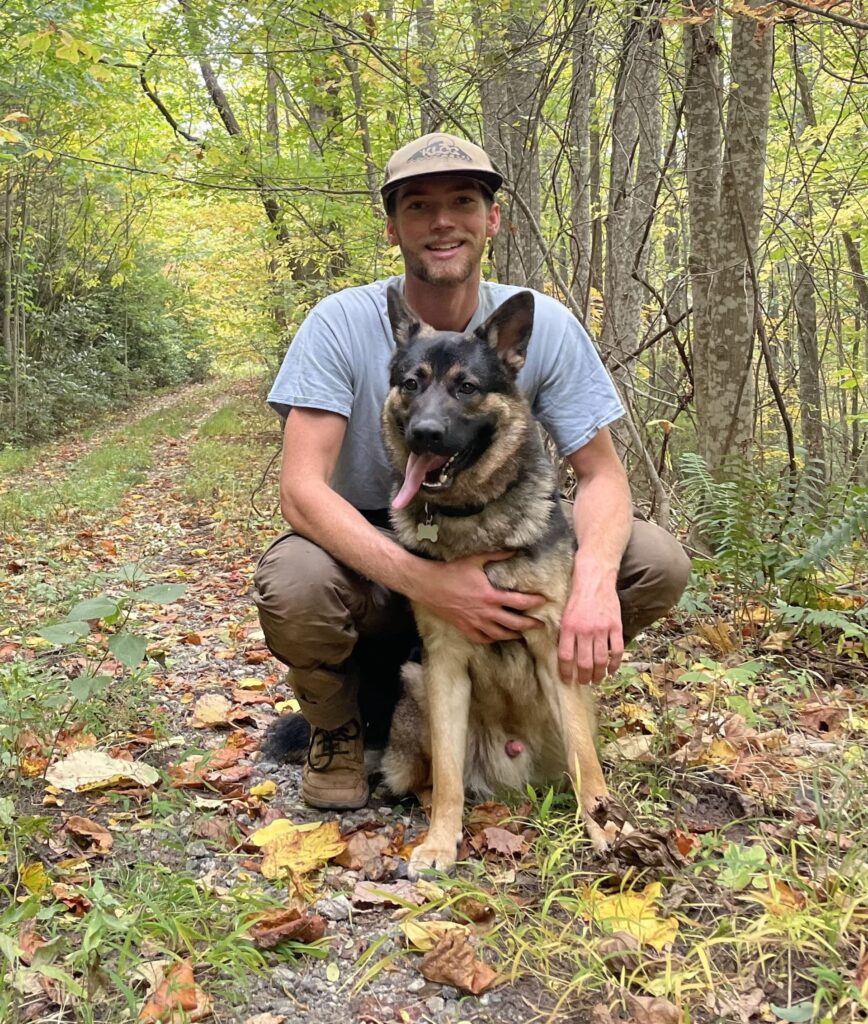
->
[
  {"left": 412, "top": 552, "right": 545, "bottom": 643},
  {"left": 558, "top": 566, "right": 624, "bottom": 685}
]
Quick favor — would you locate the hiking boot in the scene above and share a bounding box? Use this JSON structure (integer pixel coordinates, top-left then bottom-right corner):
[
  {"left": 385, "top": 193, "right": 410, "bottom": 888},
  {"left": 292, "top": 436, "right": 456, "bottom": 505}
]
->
[{"left": 302, "top": 718, "right": 369, "bottom": 810}]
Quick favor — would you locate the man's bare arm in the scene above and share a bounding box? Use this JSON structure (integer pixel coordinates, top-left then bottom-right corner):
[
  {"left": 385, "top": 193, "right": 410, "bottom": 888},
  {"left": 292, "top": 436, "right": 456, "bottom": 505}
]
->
[
  {"left": 557, "top": 427, "right": 633, "bottom": 685},
  {"left": 279, "top": 408, "right": 544, "bottom": 642}
]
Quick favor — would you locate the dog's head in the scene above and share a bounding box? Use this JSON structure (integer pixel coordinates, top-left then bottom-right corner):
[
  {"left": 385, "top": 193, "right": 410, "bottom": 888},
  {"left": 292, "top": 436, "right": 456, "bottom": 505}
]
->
[{"left": 383, "top": 284, "right": 534, "bottom": 510}]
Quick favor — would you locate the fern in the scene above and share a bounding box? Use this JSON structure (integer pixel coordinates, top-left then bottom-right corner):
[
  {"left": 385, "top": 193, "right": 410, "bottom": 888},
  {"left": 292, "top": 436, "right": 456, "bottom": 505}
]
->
[{"left": 678, "top": 454, "right": 866, "bottom": 641}]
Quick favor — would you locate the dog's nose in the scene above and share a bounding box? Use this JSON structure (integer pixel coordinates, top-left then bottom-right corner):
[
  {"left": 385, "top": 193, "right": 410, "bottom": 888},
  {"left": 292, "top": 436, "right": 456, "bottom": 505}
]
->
[{"left": 407, "top": 420, "right": 446, "bottom": 449}]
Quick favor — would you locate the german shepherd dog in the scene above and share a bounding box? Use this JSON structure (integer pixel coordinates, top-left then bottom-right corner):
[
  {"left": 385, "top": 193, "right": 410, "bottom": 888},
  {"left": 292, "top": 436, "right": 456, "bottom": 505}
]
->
[{"left": 380, "top": 285, "right": 621, "bottom": 876}]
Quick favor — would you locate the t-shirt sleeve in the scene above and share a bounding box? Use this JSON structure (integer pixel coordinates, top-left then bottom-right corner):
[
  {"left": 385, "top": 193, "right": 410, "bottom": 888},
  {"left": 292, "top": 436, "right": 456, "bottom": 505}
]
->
[
  {"left": 531, "top": 312, "right": 624, "bottom": 457},
  {"left": 266, "top": 306, "right": 354, "bottom": 423}
]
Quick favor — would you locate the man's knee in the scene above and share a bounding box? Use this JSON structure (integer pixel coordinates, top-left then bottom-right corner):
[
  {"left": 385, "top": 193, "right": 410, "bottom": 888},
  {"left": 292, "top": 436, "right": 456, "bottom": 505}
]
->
[
  {"left": 619, "top": 521, "right": 691, "bottom": 616},
  {"left": 252, "top": 533, "right": 359, "bottom": 666}
]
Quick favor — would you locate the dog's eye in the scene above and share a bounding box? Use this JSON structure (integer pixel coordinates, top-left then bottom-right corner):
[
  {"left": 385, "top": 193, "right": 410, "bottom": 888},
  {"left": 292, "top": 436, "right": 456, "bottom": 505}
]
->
[
  {"left": 458, "top": 381, "right": 478, "bottom": 395},
  {"left": 402, "top": 378, "right": 418, "bottom": 393}
]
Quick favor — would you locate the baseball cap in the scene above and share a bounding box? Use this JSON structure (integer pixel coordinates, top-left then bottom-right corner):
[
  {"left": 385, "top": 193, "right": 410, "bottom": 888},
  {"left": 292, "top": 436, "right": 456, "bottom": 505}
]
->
[{"left": 381, "top": 133, "right": 503, "bottom": 205}]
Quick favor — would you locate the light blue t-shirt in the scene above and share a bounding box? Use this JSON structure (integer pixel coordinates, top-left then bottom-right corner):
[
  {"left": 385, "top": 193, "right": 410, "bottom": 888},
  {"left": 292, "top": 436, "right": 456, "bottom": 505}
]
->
[{"left": 268, "top": 276, "right": 623, "bottom": 510}]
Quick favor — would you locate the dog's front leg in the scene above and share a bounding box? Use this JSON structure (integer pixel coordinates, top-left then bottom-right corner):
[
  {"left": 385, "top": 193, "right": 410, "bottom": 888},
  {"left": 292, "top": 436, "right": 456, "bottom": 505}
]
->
[
  {"left": 408, "top": 653, "right": 471, "bottom": 878},
  {"left": 526, "top": 633, "right": 616, "bottom": 854}
]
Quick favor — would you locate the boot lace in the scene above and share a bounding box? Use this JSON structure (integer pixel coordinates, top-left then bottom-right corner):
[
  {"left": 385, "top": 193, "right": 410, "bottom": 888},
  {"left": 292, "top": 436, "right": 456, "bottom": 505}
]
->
[{"left": 307, "top": 719, "right": 362, "bottom": 772}]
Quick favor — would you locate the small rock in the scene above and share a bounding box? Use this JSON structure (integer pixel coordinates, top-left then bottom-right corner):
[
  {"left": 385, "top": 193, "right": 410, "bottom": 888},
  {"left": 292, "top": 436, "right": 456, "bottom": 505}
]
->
[
  {"left": 187, "top": 841, "right": 209, "bottom": 859},
  {"left": 407, "top": 978, "right": 427, "bottom": 994},
  {"left": 316, "top": 896, "right": 351, "bottom": 921},
  {"left": 425, "top": 996, "right": 445, "bottom": 1014},
  {"left": 440, "top": 987, "right": 459, "bottom": 1001}
]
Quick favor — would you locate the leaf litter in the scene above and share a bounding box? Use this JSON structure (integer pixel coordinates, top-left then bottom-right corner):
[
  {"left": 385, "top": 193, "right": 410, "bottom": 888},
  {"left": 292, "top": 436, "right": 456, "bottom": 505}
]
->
[{"left": 2, "top": 377, "right": 866, "bottom": 1022}]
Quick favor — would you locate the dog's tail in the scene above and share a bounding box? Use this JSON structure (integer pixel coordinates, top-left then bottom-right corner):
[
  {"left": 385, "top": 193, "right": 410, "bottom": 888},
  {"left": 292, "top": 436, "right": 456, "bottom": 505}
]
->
[{"left": 261, "top": 713, "right": 311, "bottom": 764}]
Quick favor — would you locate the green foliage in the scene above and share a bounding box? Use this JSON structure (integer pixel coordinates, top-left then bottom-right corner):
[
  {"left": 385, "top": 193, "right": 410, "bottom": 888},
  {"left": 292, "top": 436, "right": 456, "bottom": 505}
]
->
[
  {"left": 0, "top": 570, "right": 186, "bottom": 771},
  {"left": 680, "top": 453, "right": 867, "bottom": 641}
]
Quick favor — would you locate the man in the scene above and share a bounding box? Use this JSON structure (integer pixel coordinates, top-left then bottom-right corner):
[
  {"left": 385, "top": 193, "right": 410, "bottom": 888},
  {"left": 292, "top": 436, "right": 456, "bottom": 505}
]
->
[{"left": 253, "top": 132, "right": 690, "bottom": 811}]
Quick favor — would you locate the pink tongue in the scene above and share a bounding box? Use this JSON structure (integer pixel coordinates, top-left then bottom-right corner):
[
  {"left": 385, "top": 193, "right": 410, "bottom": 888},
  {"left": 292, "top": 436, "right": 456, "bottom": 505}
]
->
[{"left": 392, "top": 452, "right": 448, "bottom": 509}]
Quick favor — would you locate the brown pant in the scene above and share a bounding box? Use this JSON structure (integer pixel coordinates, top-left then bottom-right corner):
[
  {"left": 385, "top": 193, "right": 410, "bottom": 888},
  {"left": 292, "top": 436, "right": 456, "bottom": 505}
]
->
[{"left": 252, "top": 515, "right": 691, "bottom": 731}]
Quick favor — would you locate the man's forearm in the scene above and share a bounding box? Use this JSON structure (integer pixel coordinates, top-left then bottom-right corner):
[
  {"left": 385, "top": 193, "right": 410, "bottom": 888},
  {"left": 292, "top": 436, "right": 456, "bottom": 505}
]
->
[
  {"left": 282, "top": 480, "right": 424, "bottom": 599},
  {"left": 571, "top": 467, "right": 633, "bottom": 578}
]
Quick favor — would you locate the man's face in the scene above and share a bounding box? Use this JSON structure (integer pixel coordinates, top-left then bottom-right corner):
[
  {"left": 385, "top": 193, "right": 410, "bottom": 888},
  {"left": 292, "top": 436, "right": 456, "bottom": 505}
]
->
[{"left": 386, "top": 176, "right": 500, "bottom": 288}]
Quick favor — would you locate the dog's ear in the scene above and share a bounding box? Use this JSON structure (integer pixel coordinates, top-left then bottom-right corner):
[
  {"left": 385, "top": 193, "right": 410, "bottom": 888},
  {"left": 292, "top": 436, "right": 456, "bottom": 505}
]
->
[
  {"left": 474, "top": 291, "right": 534, "bottom": 374},
  {"left": 386, "top": 284, "right": 422, "bottom": 348}
]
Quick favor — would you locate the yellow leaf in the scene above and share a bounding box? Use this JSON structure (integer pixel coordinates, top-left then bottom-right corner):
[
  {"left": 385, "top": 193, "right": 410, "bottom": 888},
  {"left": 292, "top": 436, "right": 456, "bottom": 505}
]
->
[
  {"left": 326, "top": 962, "right": 340, "bottom": 982},
  {"left": 585, "top": 881, "right": 679, "bottom": 952},
  {"left": 237, "top": 677, "right": 266, "bottom": 691},
  {"left": 400, "top": 919, "right": 469, "bottom": 951},
  {"left": 2, "top": 111, "right": 29, "bottom": 123},
  {"left": 20, "top": 862, "right": 51, "bottom": 895},
  {"left": 55, "top": 43, "right": 80, "bottom": 63},
  {"left": 275, "top": 698, "right": 300, "bottom": 713},
  {"left": 616, "top": 702, "right": 658, "bottom": 735},
  {"left": 250, "top": 781, "right": 277, "bottom": 798},
  {"left": 691, "top": 737, "right": 739, "bottom": 766},
  {"left": 248, "top": 819, "right": 294, "bottom": 846},
  {"left": 260, "top": 821, "right": 346, "bottom": 879}
]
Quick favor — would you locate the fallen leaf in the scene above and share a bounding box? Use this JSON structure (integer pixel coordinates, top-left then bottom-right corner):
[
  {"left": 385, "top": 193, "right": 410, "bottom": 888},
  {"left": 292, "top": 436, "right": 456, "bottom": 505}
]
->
[
  {"left": 465, "top": 802, "right": 513, "bottom": 833},
  {"left": 697, "top": 619, "right": 738, "bottom": 653},
  {"left": 401, "top": 919, "right": 469, "bottom": 951},
  {"left": 190, "top": 694, "right": 233, "bottom": 728},
  {"left": 247, "top": 908, "right": 326, "bottom": 948},
  {"left": 46, "top": 750, "right": 159, "bottom": 791},
  {"left": 138, "top": 959, "right": 212, "bottom": 1022},
  {"left": 352, "top": 880, "right": 427, "bottom": 909},
  {"left": 19, "top": 862, "right": 51, "bottom": 896},
  {"left": 52, "top": 883, "right": 92, "bottom": 916},
  {"left": 419, "top": 931, "right": 499, "bottom": 994},
  {"left": 333, "top": 829, "right": 396, "bottom": 878},
  {"left": 479, "top": 826, "right": 526, "bottom": 857},
  {"left": 259, "top": 821, "right": 346, "bottom": 879},
  {"left": 623, "top": 991, "right": 681, "bottom": 1024},
  {"left": 585, "top": 882, "right": 679, "bottom": 951},
  {"left": 249, "top": 781, "right": 277, "bottom": 798},
  {"left": 64, "top": 815, "right": 113, "bottom": 853},
  {"left": 244, "top": 1015, "right": 287, "bottom": 1024}
]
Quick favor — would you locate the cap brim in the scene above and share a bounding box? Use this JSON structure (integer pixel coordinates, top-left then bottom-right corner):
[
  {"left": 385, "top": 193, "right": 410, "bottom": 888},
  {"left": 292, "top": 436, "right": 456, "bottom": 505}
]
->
[{"left": 381, "top": 168, "right": 503, "bottom": 202}]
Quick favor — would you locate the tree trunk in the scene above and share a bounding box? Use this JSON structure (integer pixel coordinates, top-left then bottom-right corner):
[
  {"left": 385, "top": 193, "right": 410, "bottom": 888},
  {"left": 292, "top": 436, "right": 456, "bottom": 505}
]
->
[
  {"left": 416, "top": 0, "right": 440, "bottom": 133},
  {"left": 600, "top": 2, "right": 664, "bottom": 383},
  {"left": 684, "top": 3, "right": 774, "bottom": 473},
  {"left": 568, "top": 3, "right": 595, "bottom": 318},
  {"left": 478, "top": 3, "right": 544, "bottom": 289}
]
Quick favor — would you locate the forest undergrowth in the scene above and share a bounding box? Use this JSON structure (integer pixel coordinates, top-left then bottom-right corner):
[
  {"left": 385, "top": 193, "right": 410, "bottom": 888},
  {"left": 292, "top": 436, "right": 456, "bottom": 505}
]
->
[{"left": 0, "top": 376, "right": 866, "bottom": 1024}]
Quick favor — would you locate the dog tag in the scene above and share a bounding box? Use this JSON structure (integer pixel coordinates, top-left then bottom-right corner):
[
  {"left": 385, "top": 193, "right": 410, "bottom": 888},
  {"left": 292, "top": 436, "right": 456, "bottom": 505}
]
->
[{"left": 416, "top": 521, "right": 439, "bottom": 543}]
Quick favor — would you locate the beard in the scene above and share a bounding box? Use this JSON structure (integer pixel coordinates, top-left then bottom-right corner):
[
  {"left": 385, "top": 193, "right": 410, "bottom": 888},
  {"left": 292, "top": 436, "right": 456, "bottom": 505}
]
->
[{"left": 397, "top": 235, "right": 486, "bottom": 288}]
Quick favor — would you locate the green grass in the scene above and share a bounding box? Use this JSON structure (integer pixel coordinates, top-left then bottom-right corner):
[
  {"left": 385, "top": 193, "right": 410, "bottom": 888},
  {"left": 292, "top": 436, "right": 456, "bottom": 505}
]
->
[{"left": 196, "top": 401, "right": 248, "bottom": 438}]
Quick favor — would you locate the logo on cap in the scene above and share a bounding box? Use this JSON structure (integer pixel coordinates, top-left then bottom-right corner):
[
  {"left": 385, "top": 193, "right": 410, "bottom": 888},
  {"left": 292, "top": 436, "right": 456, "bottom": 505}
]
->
[{"left": 407, "top": 140, "right": 473, "bottom": 164}]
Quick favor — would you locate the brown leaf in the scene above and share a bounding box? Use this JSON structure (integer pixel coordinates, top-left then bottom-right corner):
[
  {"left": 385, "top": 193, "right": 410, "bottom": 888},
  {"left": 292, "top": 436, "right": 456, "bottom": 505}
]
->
[
  {"left": 451, "top": 894, "right": 496, "bottom": 928},
  {"left": 18, "top": 920, "right": 46, "bottom": 965},
  {"left": 798, "top": 703, "right": 846, "bottom": 734},
  {"left": 419, "top": 931, "right": 499, "bottom": 995},
  {"left": 138, "top": 959, "right": 212, "bottom": 1022},
  {"left": 51, "top": 883, "right": 92, "bottom": 916},
  {"left": 190, "top": 694, "right": 232, "bottom": 728},
  {"left": 64, "top": 815, "right": 113, "bottom": 853},
  {"left": 479, "top": 826, "right": 526, "bottom": 858},
  {"left": 333, "top": 830, "right": 393, "bottom": 877},
  {"left": 624, "top": 991, "right": 682, "bottom": 1024},
  {"left": 465, "top": 802, "right": 513, "bottom": 834},
  {"left": 247, "top": 908, "right": 326, "bottom": 949},
  {"left": 351, "top": 880, "right": 426, "bottom": 908}
]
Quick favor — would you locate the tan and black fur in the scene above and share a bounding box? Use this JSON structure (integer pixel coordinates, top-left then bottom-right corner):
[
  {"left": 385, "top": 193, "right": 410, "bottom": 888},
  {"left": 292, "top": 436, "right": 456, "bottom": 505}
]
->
[{"left": 381, "top": 285, "right": 622, "bottom": 876}]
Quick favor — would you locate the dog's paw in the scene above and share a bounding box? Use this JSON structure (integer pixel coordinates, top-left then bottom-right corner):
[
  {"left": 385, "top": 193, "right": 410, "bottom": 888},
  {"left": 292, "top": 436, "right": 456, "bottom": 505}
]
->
[
  {"left": 407, "top": 840, "right": 459, "bottom": 879},
  {"left": 582, "top": 793, "right": 635, "bottom": 855}
]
